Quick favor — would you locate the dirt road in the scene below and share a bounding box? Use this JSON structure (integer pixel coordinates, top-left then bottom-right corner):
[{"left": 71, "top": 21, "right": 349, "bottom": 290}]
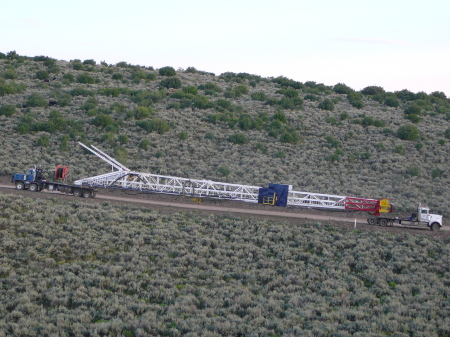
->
[{"left": 1, "top": 183, "right": 448, "bottom": 237}]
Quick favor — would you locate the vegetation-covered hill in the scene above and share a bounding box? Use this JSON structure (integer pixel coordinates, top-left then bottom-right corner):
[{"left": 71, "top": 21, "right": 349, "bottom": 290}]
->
[
  {"left": 1, "top": 193, "right": 450, "bottom": 336},
  {"left": 1, "top": 51, "right": 450, "bottom": 214}
]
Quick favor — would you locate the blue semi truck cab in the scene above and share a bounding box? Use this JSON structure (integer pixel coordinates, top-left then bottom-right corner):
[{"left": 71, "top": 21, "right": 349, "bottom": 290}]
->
[{"left": 11, "top": 166, "right": 96, "bottom": 197}]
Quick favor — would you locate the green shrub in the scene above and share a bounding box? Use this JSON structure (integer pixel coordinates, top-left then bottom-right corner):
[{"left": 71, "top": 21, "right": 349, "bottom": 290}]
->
[
  {"left": 272, "top": 76, "right": 304, "bottom": 89},
  {"left": 0, "top": 81, "right": 26, "bottom": 96},
  {"left": 63, "top": 73, "right": 74, "bottom": 83},
  {"left": 361, "top": 86, "right": 385, "bottom": 96},
  {"left": 394, "top": 145, "right": 405, "bottom": 155},
  {"left": 114, "top": 146, "right": 127, "bottom": 164},
  {"left": 278, "top": 88, "right": 299, "bottom": 98},
  {"left": 145, "top": 72, "right": 157, "bottom": 81},
  {"left": 356, "top": 115, "right": 386, "bottom": 128},
  {"left": 77, "top": 73, "right": 95, "bottom": 84},
  {"left": 347, "top": 92, "right": 364, "bottom": 108},
  {"left": 415, "top": 143, "right": 423, "bottom": 150},
  {"left": 395, "top": 89, "right": 416, "bottom": 101},
  {"left": 205, "top": 132, "right": 215, "bottom": 140},
  {"left": 405, "top": 114, "right": 421, "bottom": 123},
  {"left": 160, "top": 77, "right": 182, "bottom": 89},
  {"left": 251, "top": 92, "right": 267, "bottom": 101},
  {"left": 407, "top": 166, "right": 419, "bottom": 176},
  {"left": 178, "top": 131, "right": 188, "bottom": 140},
  {"left": 404, "top": 104, "right": 422, "bottom": 115},
  {"left": 71, "top": 60, "right": 83, "bottom": 70},
  {"left": 0, "top": 105, "right": 16, "bottom": 117},
  {"left": 218, "top": 166, "right": 231, "bottom": 177},
  {"left": 397, "top": 124, "right": 419, "bottom": 141},
  {"left": 182, "top": 86, "right": 198, "bottom": 95},
  {"left": 438, "top": 139, "right": 446, "bottom": 146},
  {"left": 273, "top": 112, "right": 287, "bottom": 123},
  {"left": 112, "top": 73, "right": 123, "bottom": 80},
  {"left": 274, "top": 150, "right": 285, "bottom": 158},
  {"left": 118, "top": 134, "right": 128, "bottom": 144},
  {"left": 326, "top": 135, "right": 340, "bottom": 148},
  {"left": 216, "top": 98, "right": 233, "bottom": 111},
  {"left": 198, "top": 82, "right": 222, "bottom": 93},
  {"left": 101, "top": 132, "right": 115, "bottom": 144},
  {"left": 326, "top": 117, "right": 339, "bottom": 125},
  {"left": 238, "top": 114, "right": 253, "bottom": 131},
  {"left": 26, "top": 93, "right": 47, "bottom": 107},
  {"left": 192, "top": 96, "right": 215, "bottom": 109},
  {"left": 98, "top": 87, "right": 130, "bottom": 97},
  {"left": 444, "top": 128, "right": 450, "bottom": 139},
  {"left": 35, "top": 70, "right": 49, "bottom": 80},
  {"left": 318, "top": 99, "right": 334, "bottom": 111},
  {"left": 43, "top": 58, "right": 56, "bottom": 67},
  {"left": 340, "top": 113, "right": 349, "bottom": 120},
  {"left": 83, "top": 59, "right": 96, "bottom": 65},
  {"left": 155, "top": 150, "right": 164, "bottom": 158},
  {"left": 227, "top": 133, "right": 248, "bottom": 145},
  {"left": 59, "top": 135, "right": 70, "bottom": 151},
  {"left": 116, "top": 61, "right": 129, "bottom": 68},
  {"left": 254, "top": 142, "right": 267, "bottom": 153},
  {"left": 80, "top": 97, "right": 98, "bottom": 111},
  {"left": 111, "top": 102, "right": 126, "bottom": 113},
  {"left": 159, "top": 66, "right": 176, "bottom": 76},
  {"left": 133, "top": 106, "right": 152, "bottom": 120},
  {"left": 3, "top": 69, "right": 17, "bottom": 79},
  {"left": 229, "top": 84, "right": 249, "bottom": 98},
  {"left": 136, "top": 118, "right": 169, "bottom": 134},
  {"left": 280, "top": 131, "right": 300, "bottom": 144},
  {"left": 37, "top": 135, "right": 50, "bottom": 147},
  {"left": 384, "top": 96, "right": 399, "bottom": 107},
  {"left": 92, "top": 114, "right": 114, "bottom": 128},
  {"left": 333, "top": 83, "right": 353, "bottom": 94},
  {"left": 139, "top": 139, "right": 151, "bottom": 150},
  {"left": 431, "top": 168, "right": 441, "bottom": 179},
  {"left": 431, "top": 91, "right": 447, "bottom": 100},
  {"left": 69, "top": 87, "right": 94, "bottom": 96},
  {"left": 278, "top": 97, "right": 303, "bottom": 110}
]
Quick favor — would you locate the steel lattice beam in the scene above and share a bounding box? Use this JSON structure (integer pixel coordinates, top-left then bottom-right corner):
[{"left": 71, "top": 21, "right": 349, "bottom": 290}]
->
[{"left": 74, "top": 143, "right": 384, "bottom": 211}]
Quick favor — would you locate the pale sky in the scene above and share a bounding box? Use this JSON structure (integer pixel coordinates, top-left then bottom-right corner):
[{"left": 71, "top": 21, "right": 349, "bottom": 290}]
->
[{"left": 2, "top": 0, "right": 449, "bottom": 96}]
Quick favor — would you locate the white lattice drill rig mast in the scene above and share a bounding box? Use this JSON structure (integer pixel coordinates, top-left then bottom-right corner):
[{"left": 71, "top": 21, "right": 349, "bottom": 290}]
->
[{"left": 72, "top": 142, "right": 442, "bottom": 231}]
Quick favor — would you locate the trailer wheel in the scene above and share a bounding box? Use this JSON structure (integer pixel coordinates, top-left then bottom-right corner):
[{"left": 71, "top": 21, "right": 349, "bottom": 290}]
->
[
  {"left": 73, "top": 189, "right": 82, "bottom": 197},
  {"left": 367, "top": 218, "right": 376, "bottom": 225},
  {"left": 431, "top": 222, "right": 440, "bottom": 231},
  {"left": 29, "top": 184, "right": 38, "bottom": 192},
  {"left": 379, "top": 218, "right": 388, "bottom": 227},
  {"left": 16, "top": 182, "right": 25, "bottom": 190},
  {"left": 82, "top": 190, "right": 92, "bottom": 198}
]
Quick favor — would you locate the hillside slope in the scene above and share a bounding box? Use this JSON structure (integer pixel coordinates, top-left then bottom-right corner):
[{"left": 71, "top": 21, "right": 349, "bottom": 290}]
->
[{"left": 1, "top": 52, "right": 449, "bottom": 214}]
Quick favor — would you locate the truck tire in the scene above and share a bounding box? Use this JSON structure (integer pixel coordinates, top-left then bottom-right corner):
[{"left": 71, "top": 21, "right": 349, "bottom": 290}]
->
[
  {"left": 73, "top": 189, "right": 82, "bottom": 197},
  {"left": 367, "top": 218, "right": 376, "bottom": 225},
  {"left": 82, "top": 190, "right": 92, "bottom": 198},
  {"left": 431, "top": 222, "right": 440, "bottom": 231},
  {"left": 379, "top": 218, "right": 388, "bottom": 227},
  {"left": 29, "top": 184, "right": 38, "bottom": 192},
  {"left": 16, "top": 182, "right": 25, "bottom": 190}
]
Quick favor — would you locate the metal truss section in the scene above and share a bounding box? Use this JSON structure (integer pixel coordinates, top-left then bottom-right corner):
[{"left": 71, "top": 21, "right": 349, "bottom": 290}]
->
[
  {"left": 288, "top": 191, "right": 347, "bottom": 209},
  {"left": 75, "top": 170, "right": 261, "bottom": 202},
  {"left": 74, "top": 142, "right": 380, "bottom": 211}
]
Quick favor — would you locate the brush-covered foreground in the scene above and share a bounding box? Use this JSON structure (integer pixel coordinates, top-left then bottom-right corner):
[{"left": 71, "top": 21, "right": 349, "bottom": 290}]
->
[
  {"left": 1, "top": 53, "right": 450, "bottom": 215},
  {"left": 1, "top": 193, "right": 449, "bottom": 336}
]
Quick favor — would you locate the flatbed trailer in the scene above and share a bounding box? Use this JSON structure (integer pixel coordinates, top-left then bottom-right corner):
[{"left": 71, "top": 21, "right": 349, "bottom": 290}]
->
[
  {"left": 11, "top": 167, "right": 96, "bottom": 198},
  {"left": 367, "top": 205, "right": 442, "bottom": 231}
]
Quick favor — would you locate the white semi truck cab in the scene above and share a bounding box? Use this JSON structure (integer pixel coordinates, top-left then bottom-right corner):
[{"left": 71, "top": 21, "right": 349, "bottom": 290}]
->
[{"left": 413, "top": 206, "right": 442, "bottom": 230}]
